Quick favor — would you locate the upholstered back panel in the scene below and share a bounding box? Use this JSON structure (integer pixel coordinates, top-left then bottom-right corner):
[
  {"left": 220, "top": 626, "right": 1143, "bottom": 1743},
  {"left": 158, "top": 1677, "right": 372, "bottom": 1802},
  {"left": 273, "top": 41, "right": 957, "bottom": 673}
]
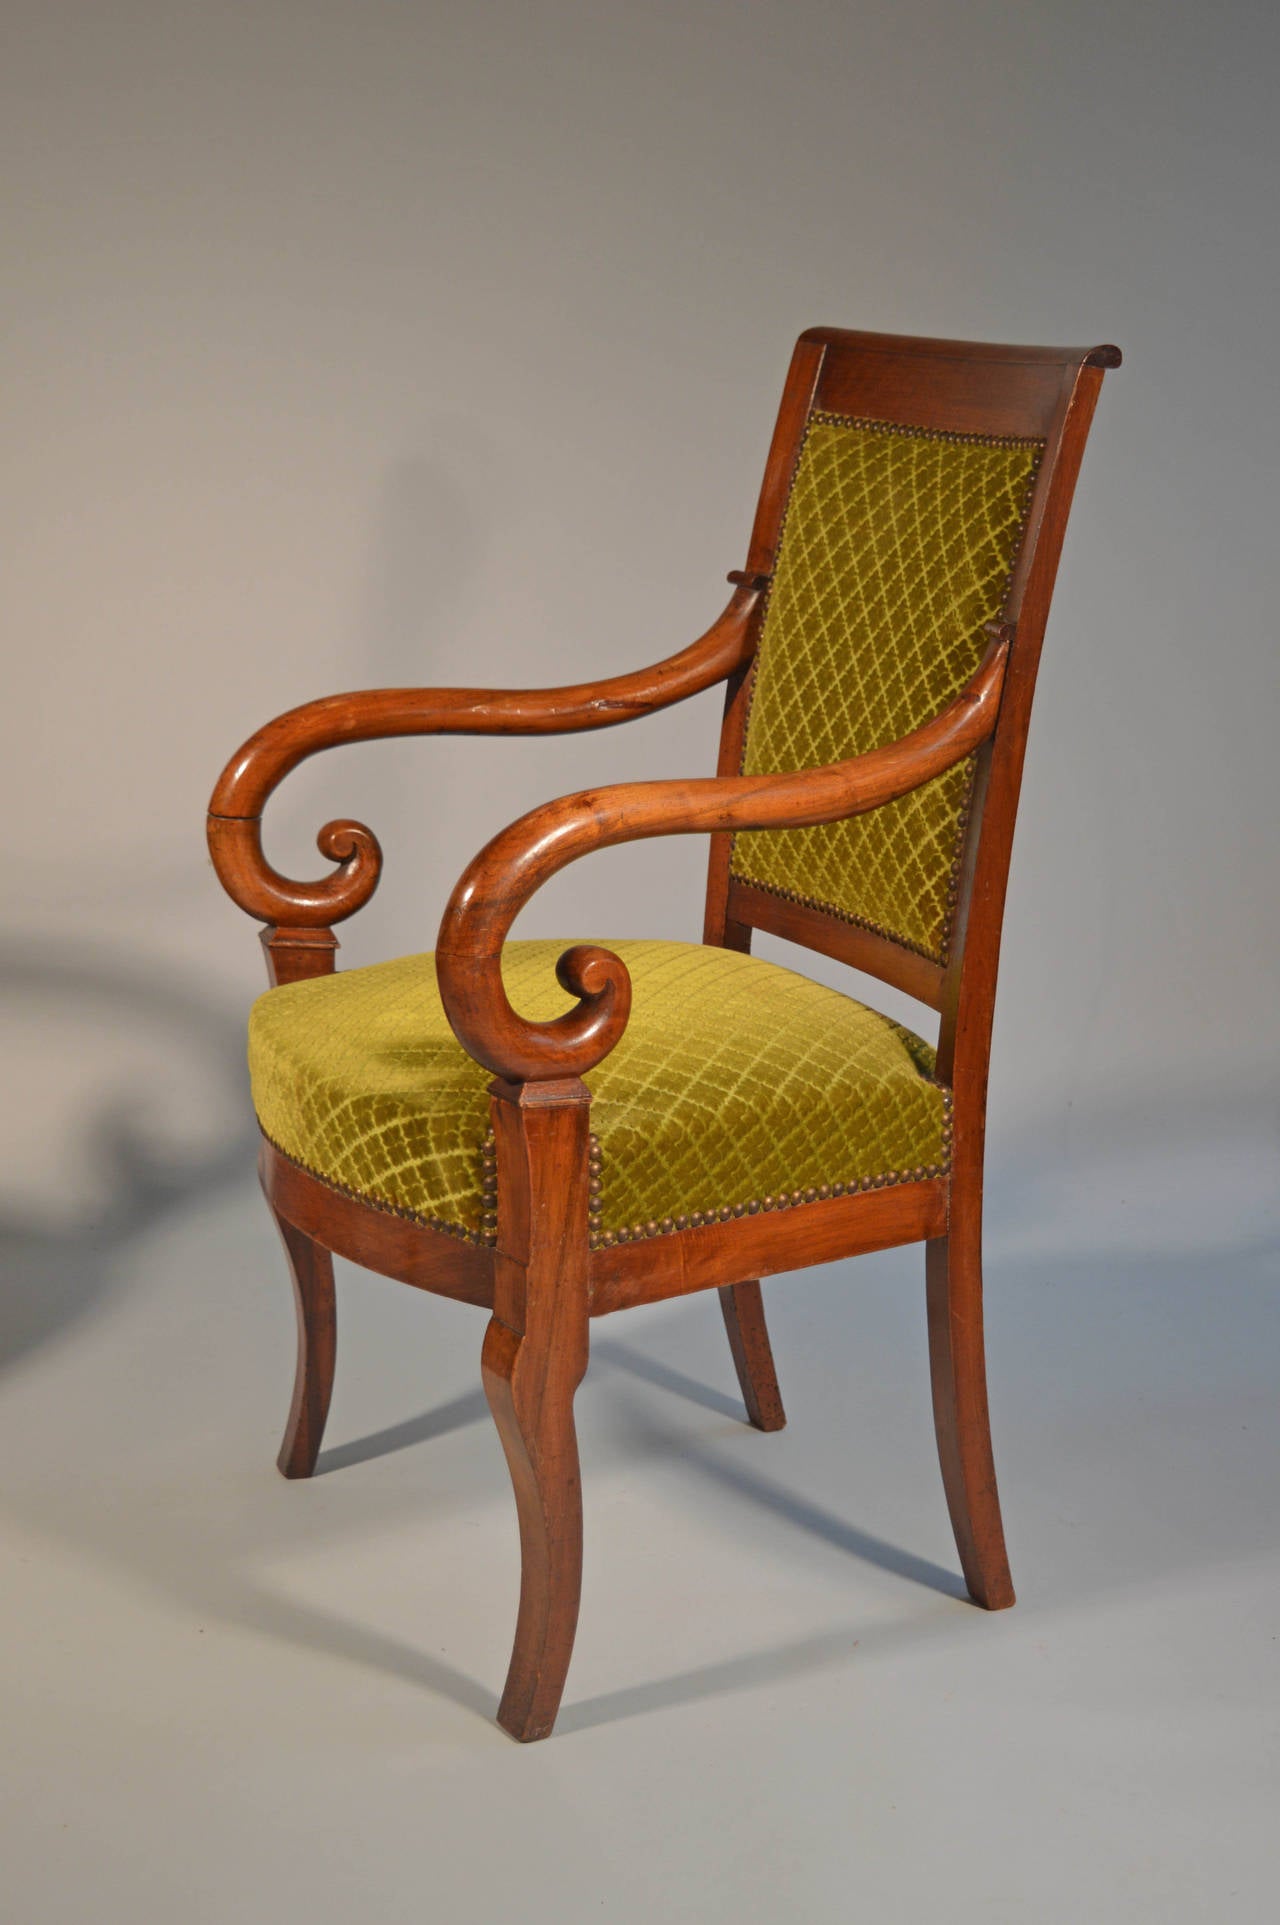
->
[{"left": 730, "top": 411, "right": 1043, "bottom": 965}]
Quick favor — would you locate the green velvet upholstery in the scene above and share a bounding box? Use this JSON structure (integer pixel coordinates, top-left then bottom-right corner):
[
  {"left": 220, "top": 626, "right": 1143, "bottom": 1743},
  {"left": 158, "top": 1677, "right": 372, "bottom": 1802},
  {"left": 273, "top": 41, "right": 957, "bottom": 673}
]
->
[
  {"left": 249, "top": 940, "right": 950, "bottom": 1248},
  {"left": 731, "top": 412, "right": 1043, "bottom": 963}
]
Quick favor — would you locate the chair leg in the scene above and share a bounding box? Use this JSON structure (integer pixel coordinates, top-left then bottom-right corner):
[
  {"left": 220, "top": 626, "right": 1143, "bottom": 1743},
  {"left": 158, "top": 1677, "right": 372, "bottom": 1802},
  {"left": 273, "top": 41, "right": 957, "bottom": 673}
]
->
[
  {"left": 925, "top": 1224, "right": 1014, "bottom": 1609},
  {"left": 272, "top": 1208, "right": 336, "bottom": 1480},
  {"left": 485, "top": 1075, "right": 592, "bottom": 1742},
  {"left": 719, "top": 1281, "right": 786, "bottom": 1430},
  {"left": 482, "top": 1313, "right": 585, "bottom": 1742}
]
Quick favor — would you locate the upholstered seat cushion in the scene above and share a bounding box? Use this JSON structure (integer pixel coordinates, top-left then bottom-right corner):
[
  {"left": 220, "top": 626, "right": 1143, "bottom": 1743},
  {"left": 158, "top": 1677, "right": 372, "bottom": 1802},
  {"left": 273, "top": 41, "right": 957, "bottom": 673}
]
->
[{"left": 248, "top": 939, "right": 950, "bottom": 1249}]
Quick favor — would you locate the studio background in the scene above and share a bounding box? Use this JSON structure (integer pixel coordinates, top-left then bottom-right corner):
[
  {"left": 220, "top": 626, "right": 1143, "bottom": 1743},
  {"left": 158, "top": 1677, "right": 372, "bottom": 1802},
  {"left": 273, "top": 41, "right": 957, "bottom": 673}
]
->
[{"left": 4, "top": 4, "right": 1277, "bottom": 1921}]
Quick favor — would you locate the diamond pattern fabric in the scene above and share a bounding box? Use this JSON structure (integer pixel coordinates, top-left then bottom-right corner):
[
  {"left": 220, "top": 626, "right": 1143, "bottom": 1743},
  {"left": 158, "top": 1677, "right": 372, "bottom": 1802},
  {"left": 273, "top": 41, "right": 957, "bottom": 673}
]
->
[
  {"left": 732, "top": 412, "right": 1042, "bottom": 962},
  {"left": 248, "top": 940, "right": 950, "bottom": 1246}
]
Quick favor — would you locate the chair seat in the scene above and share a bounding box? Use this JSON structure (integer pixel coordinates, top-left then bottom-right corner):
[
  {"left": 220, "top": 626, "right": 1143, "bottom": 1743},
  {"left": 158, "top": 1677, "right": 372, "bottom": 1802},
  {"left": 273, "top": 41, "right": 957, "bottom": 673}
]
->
[{"left": 248, "top": 939, "right": 951, "bottom": 1249}]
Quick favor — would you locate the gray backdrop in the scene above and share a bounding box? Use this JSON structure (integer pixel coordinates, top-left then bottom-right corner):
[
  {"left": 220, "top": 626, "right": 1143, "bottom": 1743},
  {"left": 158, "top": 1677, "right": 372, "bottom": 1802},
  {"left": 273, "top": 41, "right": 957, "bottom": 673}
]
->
[{"left": 4, "top": 3, "right": 1277, "bottom": 1919}]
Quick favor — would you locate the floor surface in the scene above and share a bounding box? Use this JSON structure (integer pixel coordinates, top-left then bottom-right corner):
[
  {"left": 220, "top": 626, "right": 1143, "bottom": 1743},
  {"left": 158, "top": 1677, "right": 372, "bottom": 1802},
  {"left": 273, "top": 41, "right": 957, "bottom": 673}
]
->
[{"left": 2, "top": 1166, "right": 1276, "bottom": 1922}]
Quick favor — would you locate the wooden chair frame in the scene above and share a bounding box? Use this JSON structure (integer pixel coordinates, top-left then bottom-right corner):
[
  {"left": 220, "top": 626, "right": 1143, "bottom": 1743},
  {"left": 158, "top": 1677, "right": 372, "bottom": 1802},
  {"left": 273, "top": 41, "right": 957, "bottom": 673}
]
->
[{"left": 207, "top": 328, "right": 1119, "bottom": 1741}]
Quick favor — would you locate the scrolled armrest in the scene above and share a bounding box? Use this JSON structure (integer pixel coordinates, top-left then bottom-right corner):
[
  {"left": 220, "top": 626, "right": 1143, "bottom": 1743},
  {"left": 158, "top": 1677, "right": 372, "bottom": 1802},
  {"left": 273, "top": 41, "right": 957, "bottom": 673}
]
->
[
  {"left": 436, "top": 628, "right": 1012, "bottom": 1081},
  {"left": 205, "top": 577, "right": 765, "bottom": 928}
]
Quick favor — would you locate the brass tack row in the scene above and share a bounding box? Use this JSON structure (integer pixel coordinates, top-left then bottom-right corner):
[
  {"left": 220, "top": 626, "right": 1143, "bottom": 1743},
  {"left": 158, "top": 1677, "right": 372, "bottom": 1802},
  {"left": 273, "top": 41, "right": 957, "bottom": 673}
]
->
[
  {"left": 480, "top": 1130, "right": 605, "bottom": 1245},
  {"left": 731, "top": 870, "right": 949, "bottom": 968},
  {"left": 589, "top": 1096, "right": 952, "bottom": 1250},
  {"left": 271, "top": 1097, "right": 952, "bottom": 1256},
  {"left": 480, "top": 1128, "right": 498, "bottom": 1247},
  {"left": 587, "top": 1131, "right": 603, "bottom": 1239},
  {"left": 267, "top": 1133, "right": 494, "bottom": 1247},
  {"left": 809, "top": 409, "right": 1045, "bottom": 452}
]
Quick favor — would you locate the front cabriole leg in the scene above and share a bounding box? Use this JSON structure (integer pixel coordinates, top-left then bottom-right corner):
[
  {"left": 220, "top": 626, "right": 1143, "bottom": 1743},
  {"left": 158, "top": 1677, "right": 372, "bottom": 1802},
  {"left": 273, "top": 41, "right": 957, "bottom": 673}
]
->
[{"left": 481, "top": 1076, "right": 592, "bottom": 1742}]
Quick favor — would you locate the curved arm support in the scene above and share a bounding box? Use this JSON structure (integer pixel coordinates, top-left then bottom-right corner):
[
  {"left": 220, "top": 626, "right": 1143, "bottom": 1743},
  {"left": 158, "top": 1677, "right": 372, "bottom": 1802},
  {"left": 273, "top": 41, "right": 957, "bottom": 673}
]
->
[
  {"left": 205, "top": 579, "right": 765, "bottom": 928},
  {"left": 437, "top": 629, "right": 1012, "bottom": 1082}
]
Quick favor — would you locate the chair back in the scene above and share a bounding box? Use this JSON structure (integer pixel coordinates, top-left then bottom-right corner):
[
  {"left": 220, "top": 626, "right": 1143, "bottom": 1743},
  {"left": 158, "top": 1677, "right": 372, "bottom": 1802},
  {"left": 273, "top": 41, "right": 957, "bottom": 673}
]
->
[{"left": 711, "top": 328, "right": 1119, "bottom": 1026}]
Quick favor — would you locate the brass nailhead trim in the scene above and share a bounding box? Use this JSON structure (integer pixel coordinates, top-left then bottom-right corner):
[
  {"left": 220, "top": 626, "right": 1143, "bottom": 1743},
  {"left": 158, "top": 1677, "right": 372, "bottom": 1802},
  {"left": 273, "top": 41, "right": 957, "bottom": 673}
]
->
[
  {"left": 262, "top": 1133, "right": 494, "bottom": 1248},
  {"left": 480, "top": 1128, "right": 498, "bottom": 1246},
  {"left": 589, "top": 1089, "right": 952, "bottom": 1250},
  {"left": 587, "top": 1131, "right": 603, "bottom": 1239},
  {"left": 267, "top": 1078, "right": 952, "bottom": 1259},
  {"left": 727, "top": 871, "right": 950, "bottom": 968},
  {"left": 808, "top": 410, "right": 1044, "bottom": 451},
  {"left": 481, "top": 1128, "right": 605, "bottom": 1246}
]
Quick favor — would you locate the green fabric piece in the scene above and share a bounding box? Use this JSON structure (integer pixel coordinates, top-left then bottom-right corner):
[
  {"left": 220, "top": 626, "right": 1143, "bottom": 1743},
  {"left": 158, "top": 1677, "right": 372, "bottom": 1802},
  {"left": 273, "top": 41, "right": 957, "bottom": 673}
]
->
[
  {"left": 248, "top": 939, "right": 950, "bottom": 1245},
  {"left": 732, "top": 412, "right": 1042, "bottom": 962}
]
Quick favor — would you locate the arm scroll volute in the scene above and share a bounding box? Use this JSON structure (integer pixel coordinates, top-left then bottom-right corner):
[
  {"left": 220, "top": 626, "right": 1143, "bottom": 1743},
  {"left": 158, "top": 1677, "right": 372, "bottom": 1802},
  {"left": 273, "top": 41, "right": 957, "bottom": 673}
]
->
[{"left": 205, "top": 812, "right": 384, "bottom": 929}]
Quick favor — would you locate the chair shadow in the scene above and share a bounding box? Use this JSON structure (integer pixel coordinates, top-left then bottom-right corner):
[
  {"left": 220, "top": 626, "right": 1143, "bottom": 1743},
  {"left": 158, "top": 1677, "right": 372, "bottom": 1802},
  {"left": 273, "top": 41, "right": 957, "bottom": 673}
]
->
[
  {"left": 601, "top": 1367, "right": 968, "bottom": 1599},
  {"left": 662, "top": 1429, "right": 967, "bottom": 1601},
  {"left": 318, "top": 1342, "right": 744, "bottom": 1479},
  {"left": 556, "top": 1613, "right": 964, "bottom": 1738},
  {"left": 315, "top": 1388, "right": 490, "bottom": 1475},
  {"left": 216, "top": 1341, "right": 966, "bottom": 1736},
  {"left": 315, "top": 1334, "right": 963, "bottom": 1600},
  {"left": 553, "top": 1364, "right": 972, "bottom": 1733},
  {"left": 185, "top": 1568, "right": 499, "bottom": 1725},
  {"left": 17, "top": 1233, "right": 1276, "bottom": 1743},
  {"left": 591, "top": 1336, "right": 747, "bottom": 1421},
  {"left": 0, "top": 944, "right": 258, "bottom": 1374},
  {"left": 0, "top": 1459, "right": 501, "bottom": 1729}
]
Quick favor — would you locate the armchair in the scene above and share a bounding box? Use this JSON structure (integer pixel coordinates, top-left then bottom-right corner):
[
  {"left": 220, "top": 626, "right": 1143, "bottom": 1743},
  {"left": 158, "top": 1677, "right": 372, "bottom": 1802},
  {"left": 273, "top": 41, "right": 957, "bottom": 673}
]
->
[{"left": 208, "top": 327, "right": 1119, "bottom": 1740}]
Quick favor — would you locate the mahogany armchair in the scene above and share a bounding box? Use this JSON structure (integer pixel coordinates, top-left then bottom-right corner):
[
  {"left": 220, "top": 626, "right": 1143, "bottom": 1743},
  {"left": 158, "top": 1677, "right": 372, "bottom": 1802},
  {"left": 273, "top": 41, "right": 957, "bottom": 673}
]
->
[{"left": 208, "top": 327, "right": 1119, "bottom": 1740}]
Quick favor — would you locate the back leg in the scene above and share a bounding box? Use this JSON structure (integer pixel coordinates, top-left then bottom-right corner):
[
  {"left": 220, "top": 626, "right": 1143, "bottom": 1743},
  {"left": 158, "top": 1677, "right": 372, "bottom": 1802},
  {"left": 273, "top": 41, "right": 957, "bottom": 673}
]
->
[
  {"left": 271, "top": 1206, "right": 336, "bottom": 1479},
  {"left": 719, "top": 1280, "right": 786, "bottom": 1431},
  {"left": 926, "top": 1228, "right": 1014, "bottom": 1608}
]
